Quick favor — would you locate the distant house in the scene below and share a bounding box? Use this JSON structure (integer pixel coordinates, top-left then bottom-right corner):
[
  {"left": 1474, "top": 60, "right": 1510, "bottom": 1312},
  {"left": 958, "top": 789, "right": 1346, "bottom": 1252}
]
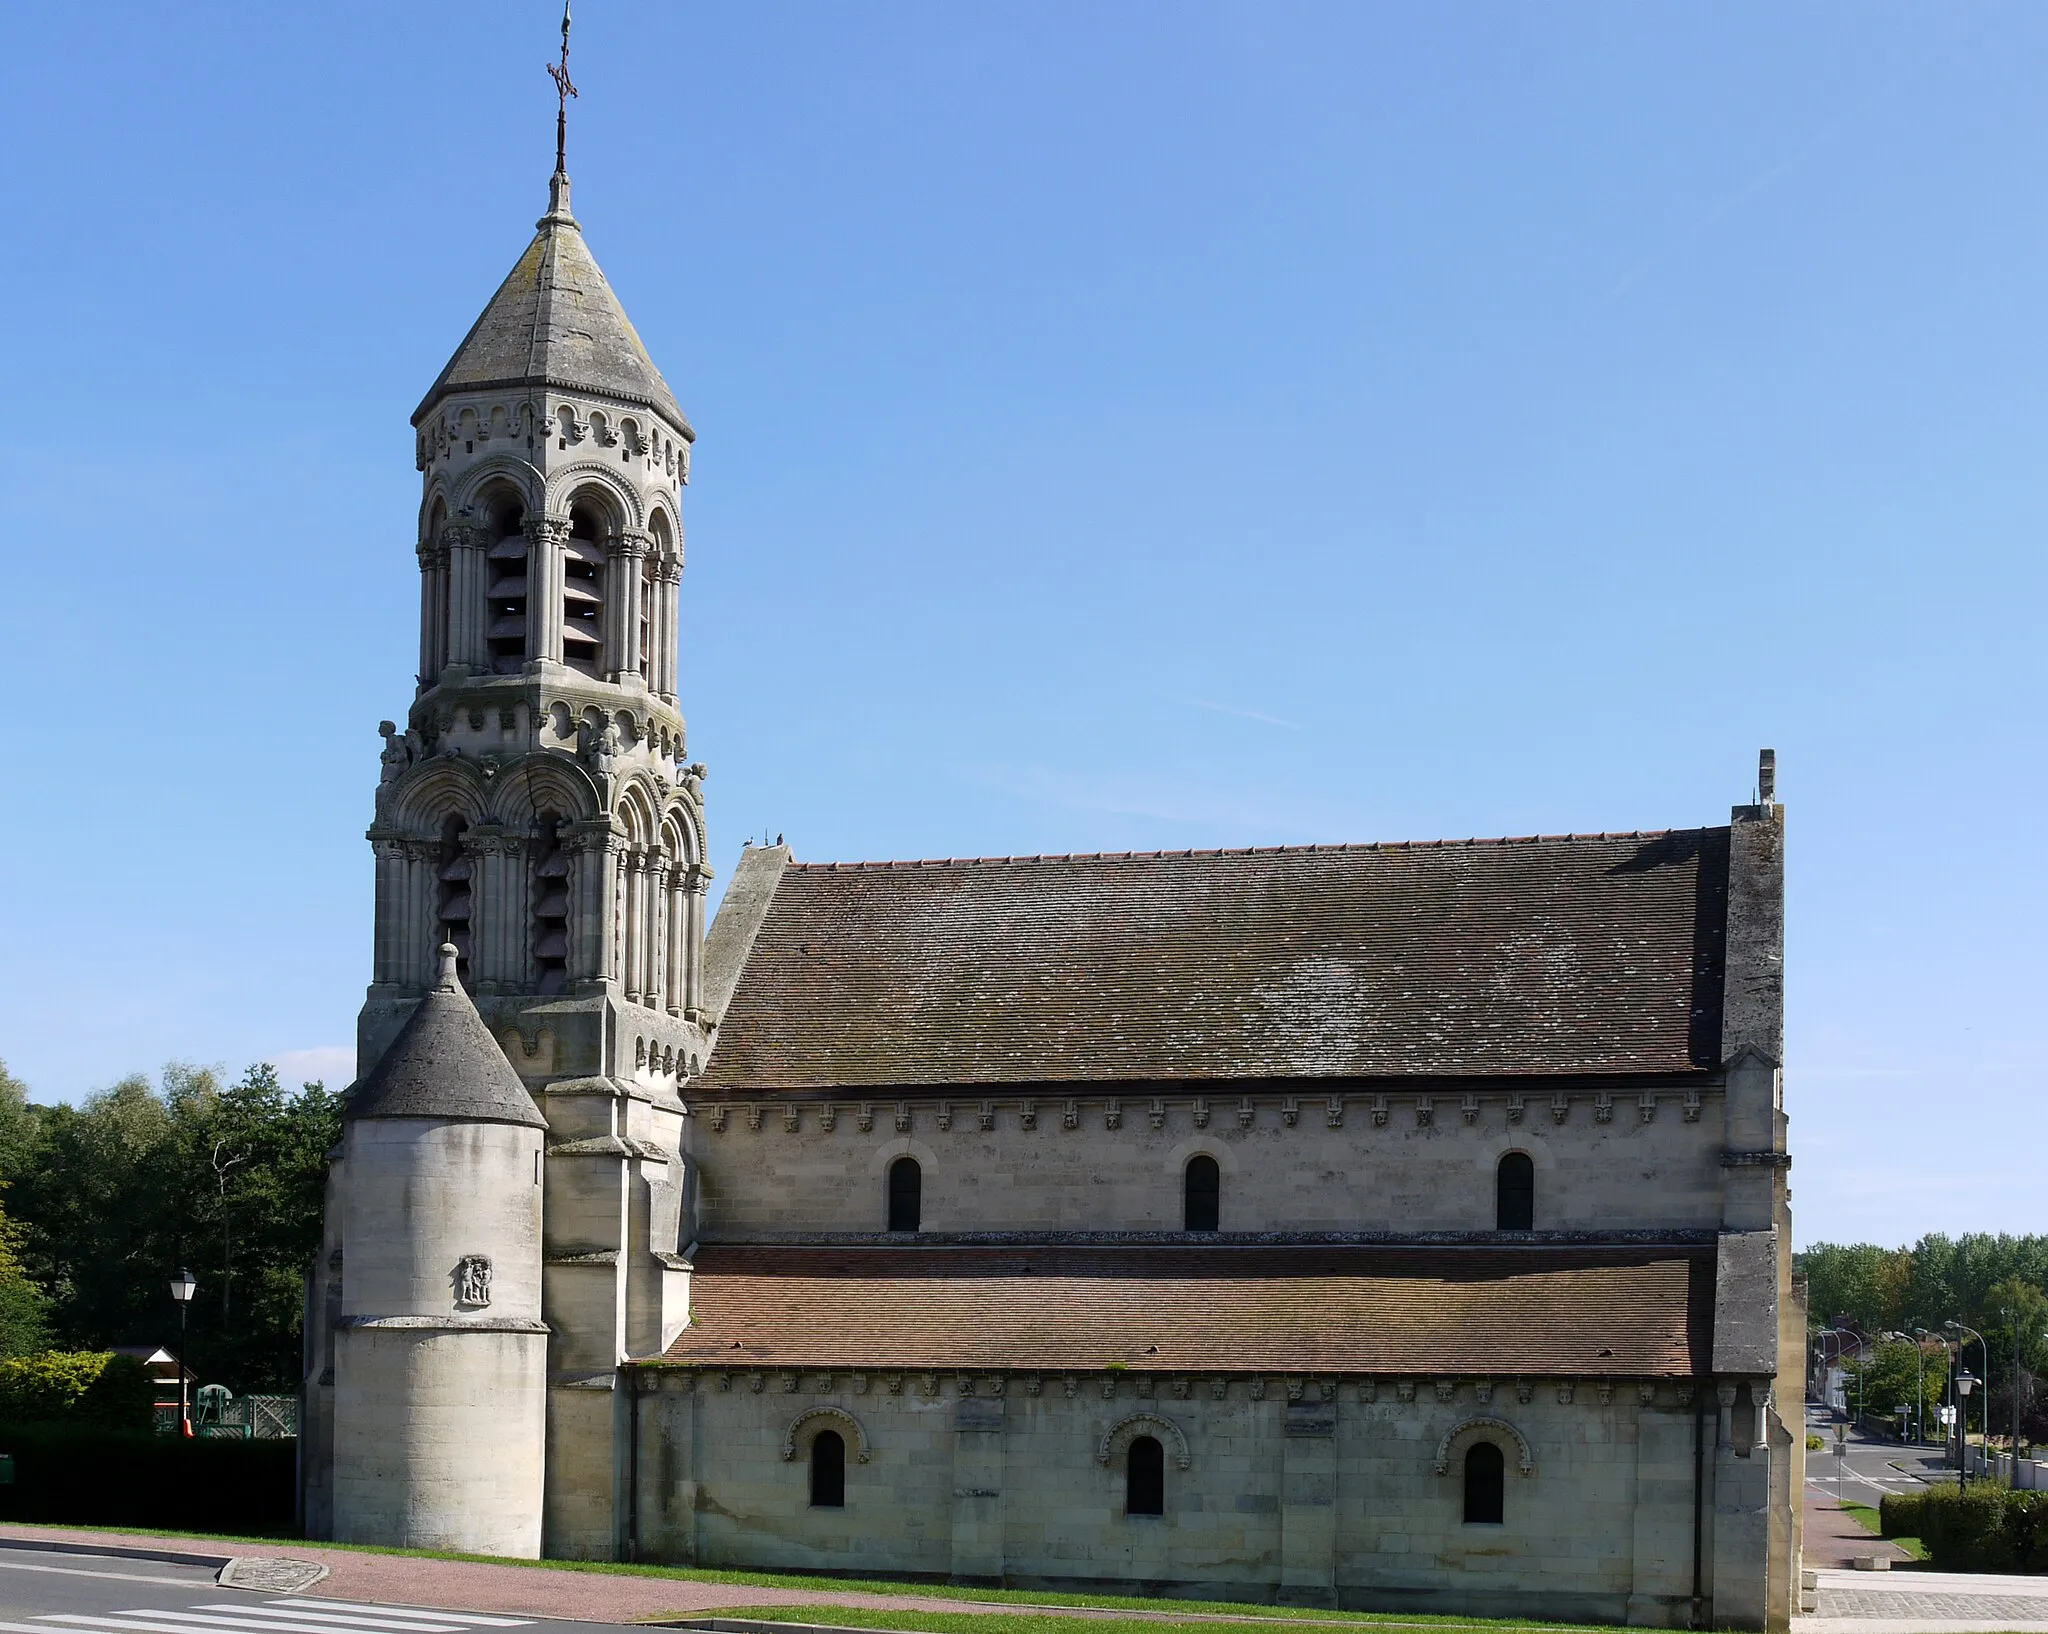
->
[{"left": 110, "top": 1346, "right": 190, "bottom": 1429}]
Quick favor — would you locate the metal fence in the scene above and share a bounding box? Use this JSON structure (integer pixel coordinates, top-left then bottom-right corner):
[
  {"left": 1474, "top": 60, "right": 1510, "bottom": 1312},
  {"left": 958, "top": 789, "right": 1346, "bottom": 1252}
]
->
[{"left": 155, "top": 1393, "right": 298, "bottom": 1439}]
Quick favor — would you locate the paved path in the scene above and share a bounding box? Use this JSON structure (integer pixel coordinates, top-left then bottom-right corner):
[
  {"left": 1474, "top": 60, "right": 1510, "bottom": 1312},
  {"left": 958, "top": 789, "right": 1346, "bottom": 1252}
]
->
[
  {"left": 1802, "top": 1496, "right": 1913, "bottom": 1571},
  {"left": 1797, "top": 1567, "right": 2048, "bottom": 1633},
  {"left": 0, "top": 1530, "right": 1074, "bottom": 1627}
]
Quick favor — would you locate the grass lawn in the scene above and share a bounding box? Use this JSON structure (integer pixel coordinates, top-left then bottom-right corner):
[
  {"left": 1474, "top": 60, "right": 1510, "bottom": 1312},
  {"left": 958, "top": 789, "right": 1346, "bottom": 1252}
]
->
[
  {"left": 1838, "top": 1503, "right": 1929, "bottom": 1562},
  {"left": 669, "top": 1609, "right": 1600, "bottom": 1634}
]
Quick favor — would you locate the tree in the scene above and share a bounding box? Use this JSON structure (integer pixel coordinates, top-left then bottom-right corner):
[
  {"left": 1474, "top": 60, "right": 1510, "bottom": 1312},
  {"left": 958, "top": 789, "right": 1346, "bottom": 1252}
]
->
[
  {"left": 1982, "top": 1277, "right": 2048, "bottom": 1453},
  {"left": 1843, "top": 1337, "right": 1945, "bottom": 1438},
  {"left": 3, "top": 1061, "right": 340, "bottom": 1392}
]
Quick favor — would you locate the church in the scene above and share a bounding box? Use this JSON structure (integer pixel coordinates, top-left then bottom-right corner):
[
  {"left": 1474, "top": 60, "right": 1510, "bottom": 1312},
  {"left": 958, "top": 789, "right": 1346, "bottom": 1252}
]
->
[{"left": 299, "top": 86, "right": 1803, "bottom": 1632}]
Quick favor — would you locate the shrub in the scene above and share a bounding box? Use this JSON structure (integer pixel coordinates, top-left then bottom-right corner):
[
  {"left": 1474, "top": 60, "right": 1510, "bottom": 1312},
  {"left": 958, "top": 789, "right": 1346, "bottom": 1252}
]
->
[
  {"left": 0, "top": 1351, "right": 155, "bottom": 1431},
  {"left": 1905, "top": 1485, "right": 2048, "bottom": 1573},
  {"left": 1881, "top": 1491, "right": 1926, "bottom": 1540},
  {"left": 0, "top": 1423, "right": 294, "bottom": 1534}
]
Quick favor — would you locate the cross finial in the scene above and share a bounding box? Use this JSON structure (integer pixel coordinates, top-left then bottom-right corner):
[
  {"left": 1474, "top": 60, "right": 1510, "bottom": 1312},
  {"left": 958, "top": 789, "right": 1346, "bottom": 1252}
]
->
[{"left": 546, "top": 1, "right": 578, "bottom": 177}]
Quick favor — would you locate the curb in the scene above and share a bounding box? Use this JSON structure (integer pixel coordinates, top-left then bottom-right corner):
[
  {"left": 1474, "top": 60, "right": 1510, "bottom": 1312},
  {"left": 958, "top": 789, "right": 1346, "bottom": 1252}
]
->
[{"left": 0, "top": 1535, "right": 234, "bottom": 1569}]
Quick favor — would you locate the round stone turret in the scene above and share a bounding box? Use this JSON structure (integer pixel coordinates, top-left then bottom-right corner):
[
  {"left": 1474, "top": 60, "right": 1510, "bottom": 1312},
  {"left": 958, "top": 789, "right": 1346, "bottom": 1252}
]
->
[{"left": 331, "top": 946, "right": 548, "bottom": 1557}]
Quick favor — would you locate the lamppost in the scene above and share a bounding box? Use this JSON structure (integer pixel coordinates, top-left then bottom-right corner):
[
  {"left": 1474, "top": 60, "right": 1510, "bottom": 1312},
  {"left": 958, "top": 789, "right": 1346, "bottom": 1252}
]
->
[
  {"left": 169, "top": 1268, "right": 196, "bottom": 1438},
  {"left": 1814, "top": 1327, "right": 1849, "bottom": 1416},
  {"left": 1891, "top": 1331, "right": 1928, "bottom": 1444},
  {"left": 1956, "top": 1371, "right": 1978, "bottom": 1494},
  {"left": 1949, "top": 1323, "right": 1989, "bottom": 1470}
]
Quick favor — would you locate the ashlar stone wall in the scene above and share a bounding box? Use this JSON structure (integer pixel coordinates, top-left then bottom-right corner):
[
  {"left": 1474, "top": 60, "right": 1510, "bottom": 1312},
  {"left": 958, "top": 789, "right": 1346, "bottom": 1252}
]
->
[
  {"left": 691, "top": 1084, "right": 1727, "bottom": 1238},
  {"left": 632, "top": 1367, "right": 1752, "bottom": 1627}
]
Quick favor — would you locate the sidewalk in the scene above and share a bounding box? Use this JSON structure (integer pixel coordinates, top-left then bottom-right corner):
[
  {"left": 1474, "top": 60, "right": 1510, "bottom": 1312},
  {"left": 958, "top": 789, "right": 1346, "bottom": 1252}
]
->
[
  {"left": 1798, "top": 1567, "right": 2048, "bottom": 1634},
  {"left": 0, "top": 1524, "right": 1113, "bottom": 1625},
  {"left": 1801, "top": 1495, "right": 1912, "bottom": 1570}
]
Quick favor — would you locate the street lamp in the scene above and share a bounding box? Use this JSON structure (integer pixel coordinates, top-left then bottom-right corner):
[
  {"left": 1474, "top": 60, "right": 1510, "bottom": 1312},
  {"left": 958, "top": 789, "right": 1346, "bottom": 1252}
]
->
[
  {"left": 168, "top": 1268, "right": 197, "bottom": 1438},
  {"left": 1949, "top": 1323, "right": 1989, "bottom": 1470},
  {"left": 1813, "top": 1327, "right": 1849, "bottom": 1417},
  {"left": 1956, "top": 1371, "right": 1979, "bottom": 1494},
  {"left": 1891, "top": 1331, "right": 1928, "bottom": 1444}
]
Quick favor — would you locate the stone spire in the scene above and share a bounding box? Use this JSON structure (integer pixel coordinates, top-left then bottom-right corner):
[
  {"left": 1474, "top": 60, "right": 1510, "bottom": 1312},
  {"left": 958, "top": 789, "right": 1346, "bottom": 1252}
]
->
[
  {"left": 346, "top": 947, "right": 546, "bottom": 1127},
  {"left": 412, "top": 181, "right": 690, "bottom": 438}
]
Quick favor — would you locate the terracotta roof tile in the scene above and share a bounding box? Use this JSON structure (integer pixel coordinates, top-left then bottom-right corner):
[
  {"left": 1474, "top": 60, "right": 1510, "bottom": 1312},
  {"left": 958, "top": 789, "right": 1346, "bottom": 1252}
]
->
[
  {"left": 701, "top": 831, "right": 1729, "bottom": 1091},
  {"left": 658, "top": 1243, "right": 1713, "bottom": 1377}
]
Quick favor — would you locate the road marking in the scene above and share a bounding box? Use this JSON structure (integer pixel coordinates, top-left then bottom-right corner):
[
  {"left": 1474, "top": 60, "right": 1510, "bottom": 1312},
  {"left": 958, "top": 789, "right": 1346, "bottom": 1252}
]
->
[
  {"left": 114, "top": 1612, "right": 469, "bottom": 1634},
  {"left": 0, "top": 1563, "right": 200, "bottom": 1589},
  {"left": 200, "top": 1613, "right": 495, "bottom": 1633},
  {"left": 34, "top": 1616, "right": 467, "bottom": 1634},
  {"left": 279, "top": 1610, "right": 526, "bottom": 1629}
]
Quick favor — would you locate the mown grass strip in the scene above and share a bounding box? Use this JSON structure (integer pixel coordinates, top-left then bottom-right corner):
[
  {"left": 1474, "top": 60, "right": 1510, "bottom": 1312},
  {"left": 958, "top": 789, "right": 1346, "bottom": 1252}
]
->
[
  {"left": 658, "top": 1609, "right": 1587, "bottom": 1634},
  {"left": 638, "top": 1605, "right": 1597, "bottom": 1629}
]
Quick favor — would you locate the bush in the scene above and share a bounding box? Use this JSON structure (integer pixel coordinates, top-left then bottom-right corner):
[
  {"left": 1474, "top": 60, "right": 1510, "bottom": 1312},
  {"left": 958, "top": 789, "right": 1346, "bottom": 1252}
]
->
[
  {"left": 1899, "top": 1485, "right": 2048, "bottom": 1572},
  {"left": 0, "top": 1422, "right": 294, "bottom": 1534},
  {"left": 1881, "top": 1490, "right": 1926, "bottom": 1540},
  {"left": 0, "top": 1351, "right": 154, "bottom": 1430}
]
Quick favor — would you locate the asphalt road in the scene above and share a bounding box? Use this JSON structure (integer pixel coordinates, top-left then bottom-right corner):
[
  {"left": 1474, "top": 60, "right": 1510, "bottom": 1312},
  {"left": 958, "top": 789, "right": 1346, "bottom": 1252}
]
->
[
  {"left": 1805, "top": 1405, "right": 1960, "bottom": 1504},
  {"left": 0, "top": 1547, "right": 626, "bottom": 1634}
]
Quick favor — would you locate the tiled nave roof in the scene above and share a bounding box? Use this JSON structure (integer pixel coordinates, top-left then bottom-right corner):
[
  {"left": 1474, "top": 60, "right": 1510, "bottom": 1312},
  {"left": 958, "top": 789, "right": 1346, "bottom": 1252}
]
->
[
  {"left": 701, "top": 831, "right": 1731, "bottom": 1091},
  {"left": 658, "top": 1243, "right": 1715, "bottom": 1377}
]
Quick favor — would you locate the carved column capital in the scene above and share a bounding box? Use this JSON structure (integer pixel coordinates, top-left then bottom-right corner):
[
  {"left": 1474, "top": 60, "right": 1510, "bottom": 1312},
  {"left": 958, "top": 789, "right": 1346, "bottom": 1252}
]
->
[
  {"left": 464, "top": 824, "right": 518, "bottom": 856},
  {"left": 566, "top": 822, "right": 621, "bottom": 856},
  {"left": 524, "top": 516, "right": 573, "bottom": 547},
  {"left": 609, "top": 530, "right": 652, "bottom": 561},
  {"left": 439, "top": 522, "right": 483, "bottom": 551}
]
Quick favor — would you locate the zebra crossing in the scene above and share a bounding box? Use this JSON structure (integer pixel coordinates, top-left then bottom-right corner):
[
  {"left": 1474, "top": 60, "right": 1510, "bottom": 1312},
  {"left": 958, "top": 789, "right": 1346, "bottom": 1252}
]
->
[{"left": 0, "top": 1599, "right": 532, "bottom": 1634}]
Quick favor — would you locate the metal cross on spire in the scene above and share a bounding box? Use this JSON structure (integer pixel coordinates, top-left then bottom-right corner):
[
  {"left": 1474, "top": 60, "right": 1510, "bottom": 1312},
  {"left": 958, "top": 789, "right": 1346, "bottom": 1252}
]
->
[{"left": 546, "top": 1, "right": 578, "bottom": 176}]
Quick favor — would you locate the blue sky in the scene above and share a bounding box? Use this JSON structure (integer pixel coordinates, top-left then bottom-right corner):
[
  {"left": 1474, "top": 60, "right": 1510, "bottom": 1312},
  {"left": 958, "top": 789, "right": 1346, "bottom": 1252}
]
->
[{"left": 2, "top": 4, "right": 2041, "bottom": 1248}]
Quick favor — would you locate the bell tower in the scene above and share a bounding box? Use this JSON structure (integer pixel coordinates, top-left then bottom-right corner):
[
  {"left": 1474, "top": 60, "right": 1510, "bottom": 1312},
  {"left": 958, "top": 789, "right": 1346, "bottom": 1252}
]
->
[
  {"left": 330, "top": 12, "right": 709, "bottom": 1558},
  {"left": 369, "top": 157, "right": 706, "bottom": 1026}
]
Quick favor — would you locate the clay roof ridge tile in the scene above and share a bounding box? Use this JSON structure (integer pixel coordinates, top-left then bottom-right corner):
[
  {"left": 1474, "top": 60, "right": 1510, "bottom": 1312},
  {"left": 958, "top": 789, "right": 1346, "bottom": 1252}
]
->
[{"left": 781, "top": 827, "right": 1692, "bottom": 873}]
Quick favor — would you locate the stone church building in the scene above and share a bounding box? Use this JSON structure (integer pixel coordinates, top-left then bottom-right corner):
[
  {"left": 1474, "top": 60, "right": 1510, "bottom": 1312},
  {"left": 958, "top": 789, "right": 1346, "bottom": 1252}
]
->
[{"left": 301, "top": 140, "right": 1803, "bottom": 1630}]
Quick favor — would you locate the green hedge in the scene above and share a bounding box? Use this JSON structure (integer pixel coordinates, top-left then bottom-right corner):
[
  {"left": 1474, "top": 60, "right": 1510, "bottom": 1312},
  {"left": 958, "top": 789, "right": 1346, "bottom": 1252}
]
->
[
  {"left": 0, "top": 1352, "right": 155, "bottom": 1430},
  {"left": 1881, "top": 1485, "right": 2048, "bottom": 1572},
  {"left": 0, "top": 1423, "right": 294, "bottom": 1534}
]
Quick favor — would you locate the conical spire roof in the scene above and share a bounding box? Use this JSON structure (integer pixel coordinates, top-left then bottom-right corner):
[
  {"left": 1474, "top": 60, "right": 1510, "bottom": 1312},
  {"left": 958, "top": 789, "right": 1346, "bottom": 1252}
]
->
[
  {"left": 413, "top": 173, "right": 691, "bottom": 438},
  {"left": 346, "top": 947, "right": 547, "bottom": 1128}
]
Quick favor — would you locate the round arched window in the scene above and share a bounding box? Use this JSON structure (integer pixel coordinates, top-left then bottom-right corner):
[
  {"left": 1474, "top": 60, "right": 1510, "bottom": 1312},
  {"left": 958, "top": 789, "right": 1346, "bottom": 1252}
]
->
[
  {"left": 1496, "top": 1152, "right": 1534, "bottom": 1231},
  {"left": 1184, "top": 1155, "right": 1220, "bottom": 1232},
  {"left": 887, "top": 1156, "right": 921, "bottom": 1233}
]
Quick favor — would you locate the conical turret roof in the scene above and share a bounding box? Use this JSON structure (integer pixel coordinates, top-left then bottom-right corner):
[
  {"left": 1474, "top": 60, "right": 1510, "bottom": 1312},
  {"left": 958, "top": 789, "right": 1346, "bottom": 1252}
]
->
[
  {"left": 413, "top": 173, "right": 691, "bottom": 438},
  {"left": 346, "top": 947, "right": 548, "bottom": 1128}
]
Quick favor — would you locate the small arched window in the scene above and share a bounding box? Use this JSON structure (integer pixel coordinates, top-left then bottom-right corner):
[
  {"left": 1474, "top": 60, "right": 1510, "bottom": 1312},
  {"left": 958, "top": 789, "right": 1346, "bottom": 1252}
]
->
[
  {"left": 422, "top": 498, "right": 450, "bottom": 686},
  {"left": 1126, "top": 1435, "right": 1165, "bottom": 1516},
  {"left": 1496, "top": 1152, "right": 1534, "bottom": 1232},
  {"left": 563, "top": 501, "right": 607, "bottom": 679},
  {"left": 1464, "top": 1440, "right": 1505, "bottom": 1524},
  {"left": 810, "top": 1429, "right": 845, "bottom": 1508},
  {"left": 436, "top": 815, "right": 473, "bottom": 990},
  {"left": 483, "top": 493, "right": 529, "bottom": 675},
  {"left": 1184, "top": 1154, "right": 1220, "bottom": 1233},
  {"left": 531, "top": 813, "right": 569, "bottom": 995},
  {"left": 887, "top": 1157, "right": 921, "bottom": 1233}
]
